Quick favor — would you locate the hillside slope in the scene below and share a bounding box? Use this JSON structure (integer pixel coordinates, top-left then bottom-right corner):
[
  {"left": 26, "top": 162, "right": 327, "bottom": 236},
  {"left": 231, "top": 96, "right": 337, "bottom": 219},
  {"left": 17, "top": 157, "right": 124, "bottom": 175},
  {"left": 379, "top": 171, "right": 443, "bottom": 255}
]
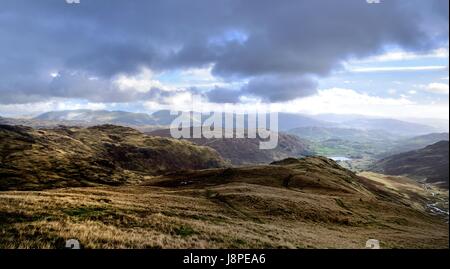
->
[
  {"left": 341, "top": 118, "right": 436, "bottom": 136},
  {"left": 371, "top": 141, "right": 449, "bottom": 188},
  {"left": 0, "top": 124, "right": 226, "bottom": 190},
  {"left": 381, "top": 133, "right": 450, "bottom": 157},
  {"left": 149, "top": 128, "right": 313, "bottom": 165},
  {"left": 1, "top": 156, "right": 447, "bottom": 249},
  {"left": 288, "top": 126, "right": 395, "bottom": 142}
]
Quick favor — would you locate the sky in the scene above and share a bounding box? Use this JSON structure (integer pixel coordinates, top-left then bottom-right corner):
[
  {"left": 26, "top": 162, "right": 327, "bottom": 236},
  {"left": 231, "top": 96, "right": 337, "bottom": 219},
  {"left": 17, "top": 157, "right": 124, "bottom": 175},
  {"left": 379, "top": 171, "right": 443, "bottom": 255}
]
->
[{"left": 0, "top": 0, "right": 448, "bottom": 120}]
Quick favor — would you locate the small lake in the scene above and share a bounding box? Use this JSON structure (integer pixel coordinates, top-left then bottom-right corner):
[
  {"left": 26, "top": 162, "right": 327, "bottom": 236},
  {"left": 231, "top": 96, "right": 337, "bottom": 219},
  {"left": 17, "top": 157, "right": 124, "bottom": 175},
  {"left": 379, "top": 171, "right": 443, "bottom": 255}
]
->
[{"left": 329, "top": 156, "right": 352, "bottom": 161}]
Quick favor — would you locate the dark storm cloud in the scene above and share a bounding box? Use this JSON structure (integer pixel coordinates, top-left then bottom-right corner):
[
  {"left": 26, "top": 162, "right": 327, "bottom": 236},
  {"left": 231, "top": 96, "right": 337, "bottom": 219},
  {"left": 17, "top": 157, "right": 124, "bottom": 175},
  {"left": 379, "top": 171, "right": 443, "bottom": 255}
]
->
[
  {"left": 0, "top": 0, "right": 448, "bottom": 104},
  {"left": 243, "top": 76, "right": 318, "bottom": 102},
  {"left": 205, "top": 76, "right": 317, "bottom": 103},
  {"left": 205, "top": 87, "right": 242, "bottom": 104}
]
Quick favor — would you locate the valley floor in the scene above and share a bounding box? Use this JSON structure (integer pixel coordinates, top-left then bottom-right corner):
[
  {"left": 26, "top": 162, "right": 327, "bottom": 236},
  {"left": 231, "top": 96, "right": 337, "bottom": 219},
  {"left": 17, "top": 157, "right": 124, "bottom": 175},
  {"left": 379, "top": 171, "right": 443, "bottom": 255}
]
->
[{"left": 0, "top": 177, "right": 448, "bottom": 249}]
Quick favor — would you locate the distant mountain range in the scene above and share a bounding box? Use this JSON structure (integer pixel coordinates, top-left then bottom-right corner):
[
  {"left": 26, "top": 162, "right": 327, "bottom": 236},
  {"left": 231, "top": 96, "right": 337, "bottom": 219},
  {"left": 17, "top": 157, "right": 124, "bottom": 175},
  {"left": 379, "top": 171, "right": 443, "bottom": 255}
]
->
[
  {"left": 2, "top": 109, "right": 443, "bottom": 136},
  {"left": 370, "top": 141, "right": 449, "bottom": 188},
  {"left": 32, "top": 110, "right": 334, "bottom": 130},
  {"left": 337, "top": 118, "right": 437, "bottom": 136},
  {"left": 34, "top": 109, "right": 158, "bottom": 126},
  {"left": 312, "top": 114, "right": 449, "bottom": 133}
]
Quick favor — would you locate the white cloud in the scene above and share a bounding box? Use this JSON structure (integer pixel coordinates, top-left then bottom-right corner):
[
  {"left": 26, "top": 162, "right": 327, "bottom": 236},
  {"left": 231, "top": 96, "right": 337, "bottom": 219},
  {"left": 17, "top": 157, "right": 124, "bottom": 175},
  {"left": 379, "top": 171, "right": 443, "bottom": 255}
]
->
[
  {"left": 143, "top": 91, "right": 203, "bottom": 112},
  {"left": 426, "top": 83, "right": 449, "bottom": 95},
  {"left": 298, "top": 88, "right": 413, "bottom": 106},
  {"left": 50, "top": 72, "right": 60, "bottom": 78},
  {"left": 272, "top": 88, "right": 449, "bottom": 119},
  {"left": 0, "top": 99, "right": 107, "bottom": 118},
  {"left": 3, "top": 88, "right": 448, "bottom": 122},
  {"left": 165, "top": 65, "right": 244, "bottom": 90},
  {"left": 139, "top": 87, "right": 449, "bottom": 120},
  {"left": 388, "top": 89, "right": 397, "bottom": 95},
  {"left": 180, "top": 66, "right": 216, "bottom": 83},
  {"left": 113, "top": 68, "right": 168, "bottom": 93},
  {"left": 355, "top": 47, "right": 449, "bottom": 62},
  {"left": 347, "top": 65, "right": 447, "bottom": 73}
]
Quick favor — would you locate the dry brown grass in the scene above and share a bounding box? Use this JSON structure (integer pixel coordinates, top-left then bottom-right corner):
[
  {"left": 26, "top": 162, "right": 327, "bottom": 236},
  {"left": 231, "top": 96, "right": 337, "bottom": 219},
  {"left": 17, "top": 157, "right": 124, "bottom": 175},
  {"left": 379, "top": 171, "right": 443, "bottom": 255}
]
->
[
  {"left": 1, "top": 178, "right": 447, "bottom": 249},
  {"left": 0, "top": 124, "right": 227, "bottom": 190}
]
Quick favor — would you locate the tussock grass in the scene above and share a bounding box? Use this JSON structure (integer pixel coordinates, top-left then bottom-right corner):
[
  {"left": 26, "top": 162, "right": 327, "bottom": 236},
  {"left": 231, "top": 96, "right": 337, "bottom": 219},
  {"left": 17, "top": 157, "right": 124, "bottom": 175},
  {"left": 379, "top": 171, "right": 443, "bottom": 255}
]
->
[{"left": 0, "top": 181, "right": 447, "bottom": 249}]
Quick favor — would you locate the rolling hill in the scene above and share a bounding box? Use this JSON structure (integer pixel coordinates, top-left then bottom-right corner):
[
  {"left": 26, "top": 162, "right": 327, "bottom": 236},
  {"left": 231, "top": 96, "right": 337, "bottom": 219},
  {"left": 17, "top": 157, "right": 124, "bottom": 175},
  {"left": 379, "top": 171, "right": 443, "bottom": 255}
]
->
[
  {"left": 0, "top": 156, "right": 447, "bottom": 248},
  {"left": 341, "top": 118, "right": 436, "bottom": 136},
  {"left": 288, "top": 126, "right": 395, "bottom": 142},
  {"left": 149, "top": 128, "right": 313, "bottom": 165},
  {"left": 371, "top": 141, "right": 449, "bottom": 188},
  {"left": 381, "top": 133, "right": 450, "bottom": 157},
  {"left": 1, "top": 116, "right": 90, "bottom": 129},
  {"left": 0, "top": 124, "right": 226, "bottom": 190}
]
